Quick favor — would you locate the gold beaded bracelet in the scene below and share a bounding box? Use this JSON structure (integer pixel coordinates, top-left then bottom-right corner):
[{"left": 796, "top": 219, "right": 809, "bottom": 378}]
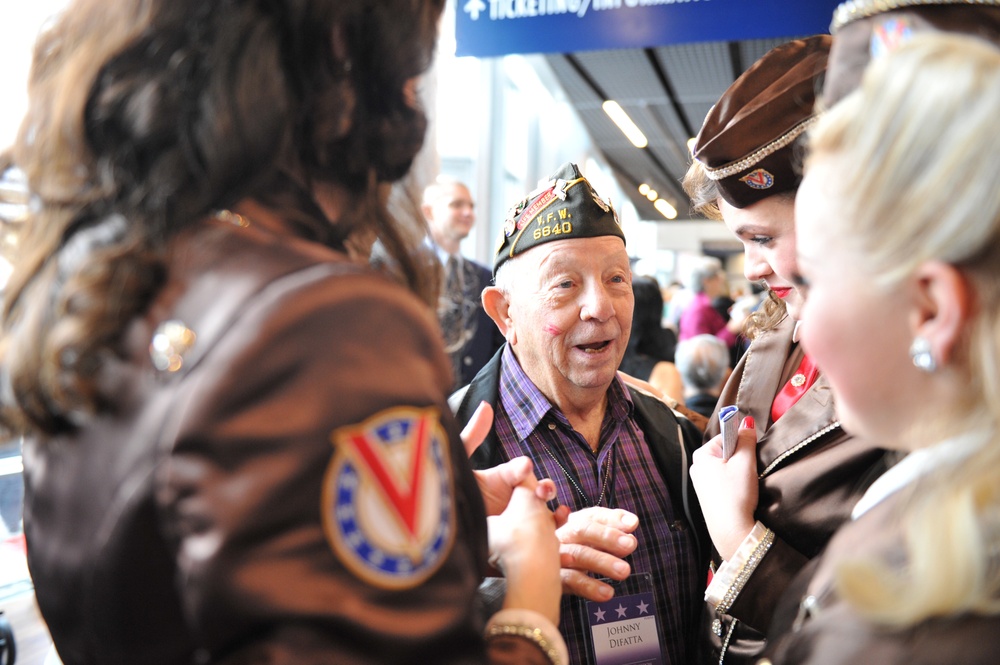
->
[{"left": 485, "top": 622, "right": 563, "bottom": 665}]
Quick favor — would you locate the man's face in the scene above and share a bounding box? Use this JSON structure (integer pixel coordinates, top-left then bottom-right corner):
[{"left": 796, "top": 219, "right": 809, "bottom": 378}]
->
[
  {"left": 504, "top": 236, "right": 633, "bottom": 407},
  {"left": 425, "top": 183, "right": 475, "bottom": 244}
]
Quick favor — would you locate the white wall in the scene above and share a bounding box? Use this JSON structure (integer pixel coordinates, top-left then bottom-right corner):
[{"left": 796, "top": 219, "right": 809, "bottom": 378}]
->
[{"left": 0, "top": 2, "right": 69, "bottom": 150}]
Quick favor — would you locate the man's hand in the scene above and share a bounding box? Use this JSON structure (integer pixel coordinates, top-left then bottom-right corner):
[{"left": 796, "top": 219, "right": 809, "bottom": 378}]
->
[{"left": 556, "top": 507, "right": 639, "bottom": 602}]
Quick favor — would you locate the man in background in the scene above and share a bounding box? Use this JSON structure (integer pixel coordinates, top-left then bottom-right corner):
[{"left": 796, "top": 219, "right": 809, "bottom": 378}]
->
[{"left": 423, "top": 176, "right": 504, "bottom": 387}]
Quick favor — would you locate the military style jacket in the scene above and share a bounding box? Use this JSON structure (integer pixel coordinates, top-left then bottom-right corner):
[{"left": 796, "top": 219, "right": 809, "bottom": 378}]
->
[
  {"left": 763, "top": 488, "right": 1000, "bottom": 665},
  {"left": 21, "top": 215, "right": 554, "bottom": 665},
  {"left": 701, "top": 316, "right": 889, "bottom": 665}
]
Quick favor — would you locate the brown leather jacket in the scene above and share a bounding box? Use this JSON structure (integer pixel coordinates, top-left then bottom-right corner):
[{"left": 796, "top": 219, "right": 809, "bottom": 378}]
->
[
  {"left": 701, "top": 316, "right": 889, "bottom": 664},
  {"left": 764, "top": 489, "right": 1000, "bottom": 665},
  {"left": 21, "top": 216, "right": 551, "bottom": 665}
]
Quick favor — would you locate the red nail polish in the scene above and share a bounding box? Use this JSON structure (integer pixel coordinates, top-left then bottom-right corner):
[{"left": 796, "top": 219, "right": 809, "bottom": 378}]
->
[{"left": 741, "top": 416, "right": 755, "bottom": 430}]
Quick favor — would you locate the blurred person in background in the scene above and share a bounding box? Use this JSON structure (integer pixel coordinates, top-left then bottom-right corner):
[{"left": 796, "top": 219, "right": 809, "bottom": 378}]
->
[
  {"left": 619, "top": 274, "right": 682, "bottom": 402},
  {"left": 677, "top": 256, "right": 746, "bottom": 346},
  {"left": 674, "top": 335, "right": 730, "bottom": 419},
  {"left": 422, "top": 176, "right": 504, "bottom": 387}
]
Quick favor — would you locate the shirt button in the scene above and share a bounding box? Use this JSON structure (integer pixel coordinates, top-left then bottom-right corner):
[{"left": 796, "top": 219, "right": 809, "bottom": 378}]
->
[{"left": 548, "top": 423, "right": 556, "bottom": 430}]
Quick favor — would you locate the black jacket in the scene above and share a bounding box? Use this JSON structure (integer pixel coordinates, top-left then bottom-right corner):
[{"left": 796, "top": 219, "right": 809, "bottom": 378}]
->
[{"left": 451, "top": 348, "right": 709, "bottom": 563}]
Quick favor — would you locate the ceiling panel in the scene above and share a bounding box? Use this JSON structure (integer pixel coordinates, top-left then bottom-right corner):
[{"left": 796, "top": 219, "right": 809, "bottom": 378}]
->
[{"left": 543, "top": 36, "right": 811, "bottom": 221}]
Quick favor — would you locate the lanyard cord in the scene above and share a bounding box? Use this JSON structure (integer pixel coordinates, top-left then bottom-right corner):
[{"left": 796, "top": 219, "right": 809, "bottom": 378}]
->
[{"left": 540, "top": 439, "right": 616, "bottom": 508}]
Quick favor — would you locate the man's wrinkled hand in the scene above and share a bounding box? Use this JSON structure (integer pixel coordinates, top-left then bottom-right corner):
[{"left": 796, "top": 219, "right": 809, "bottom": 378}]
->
[{"left": 556, "top": 507, "right": 639, "bottom": 602}]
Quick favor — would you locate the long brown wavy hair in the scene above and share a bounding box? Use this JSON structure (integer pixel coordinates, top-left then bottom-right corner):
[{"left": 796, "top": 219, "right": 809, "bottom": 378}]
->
[{"left": 1, "top": 0, "right": 445, "bottom": 436}]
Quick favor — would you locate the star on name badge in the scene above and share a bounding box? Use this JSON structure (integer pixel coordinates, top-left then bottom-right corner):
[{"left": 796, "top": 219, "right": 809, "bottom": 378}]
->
[
  {"left": 322, "top": 406, "right": 455, "bottom": 590},
  {"left": 584, "top": 572, "right": 664, "bottom": 665}
]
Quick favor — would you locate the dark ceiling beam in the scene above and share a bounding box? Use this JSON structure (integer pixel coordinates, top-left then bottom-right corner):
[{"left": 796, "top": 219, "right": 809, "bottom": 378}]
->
[
  {"left": 562, "top": 52, "right": 681, "bottom": 203},
  {"left": 563, "top": 52, "right": 610, "bottom": 102},
  {"left": 644, "top": 49, "right": 695, "bottom": 139},
  {"left": 728, "top": 41, "right": 744, "bottom": 81}
]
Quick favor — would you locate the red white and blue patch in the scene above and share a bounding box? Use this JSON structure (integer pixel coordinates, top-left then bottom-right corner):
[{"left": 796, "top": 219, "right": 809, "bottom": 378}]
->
[
  {"left": 740, "top": 168, "right": 775, "bottom": 190},
  {"left": 517, "top": 187, "right": 559, "bottom": 230},
  {"left": 871, "top": 18, "right": 913, "bottom": 59},
  {"left": 323, "top": 406, "right": 455, "bottom": 590}
]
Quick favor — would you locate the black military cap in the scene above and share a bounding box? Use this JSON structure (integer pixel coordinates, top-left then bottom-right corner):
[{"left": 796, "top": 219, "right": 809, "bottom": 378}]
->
[{"left": 492, "top": 162, "right": 624, "bottom": 276}]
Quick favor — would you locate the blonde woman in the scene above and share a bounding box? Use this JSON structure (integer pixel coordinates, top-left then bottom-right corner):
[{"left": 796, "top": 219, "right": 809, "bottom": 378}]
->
[{"left": 764, "top": 33, "right": 1000, "bottom": 663}]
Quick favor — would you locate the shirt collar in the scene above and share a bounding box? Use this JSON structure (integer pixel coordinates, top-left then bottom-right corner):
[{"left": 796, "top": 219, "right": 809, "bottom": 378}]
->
[
  {"left": 498, "top": 345, "right": 633, "bottom": 441},
  {"left": 426, "top": 236, "right": 459, "bottom": 267},
  {"left": 852, "top": 429, "right": 990, "bottom": 520}
]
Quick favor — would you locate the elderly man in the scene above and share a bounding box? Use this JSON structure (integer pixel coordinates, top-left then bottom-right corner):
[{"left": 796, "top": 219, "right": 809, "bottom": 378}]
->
[
  {"left": 423, "top": 176, "right": 504, "bottom": 387},
  {"left": 452, "top": 163, "right": 707, "bottom": 665}
]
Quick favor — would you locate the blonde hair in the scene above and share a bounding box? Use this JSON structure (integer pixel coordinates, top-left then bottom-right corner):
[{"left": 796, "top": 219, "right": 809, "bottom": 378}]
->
[
  {"left": 681, "top": 159, "right": 723, "bottom": 222},
  {"left": 805, "top": 33, "right": 1000, "bottom": 626}
]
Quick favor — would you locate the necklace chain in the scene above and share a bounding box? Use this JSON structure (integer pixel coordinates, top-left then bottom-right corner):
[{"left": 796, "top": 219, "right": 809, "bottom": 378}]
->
[{"left": 541, "top": 439, "right": 615, "bottom": 508}]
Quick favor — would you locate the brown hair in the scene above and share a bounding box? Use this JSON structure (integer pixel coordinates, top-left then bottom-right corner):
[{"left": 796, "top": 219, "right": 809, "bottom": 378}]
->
[{"left": 1, "top": 0, "right": 445, "bottom": 435}]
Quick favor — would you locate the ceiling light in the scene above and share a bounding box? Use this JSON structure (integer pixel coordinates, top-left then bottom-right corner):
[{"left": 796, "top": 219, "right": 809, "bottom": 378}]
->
[
  {"left": 645, "top": 189, "right": 657, "bottom": 201},
  {"left": 638, "top": 183, "right": 650, "bottom": 196},
  {"left": 602, "top": 100, "right": 648, "bottom": 149},
  {"left": 654, "top": 198, "right": 677, "bottom": 220}
]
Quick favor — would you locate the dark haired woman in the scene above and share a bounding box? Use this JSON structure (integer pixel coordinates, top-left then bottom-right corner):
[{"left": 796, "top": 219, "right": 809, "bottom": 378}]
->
[{"left": 0, "top": 1, "right": 566, "bottom": 663}]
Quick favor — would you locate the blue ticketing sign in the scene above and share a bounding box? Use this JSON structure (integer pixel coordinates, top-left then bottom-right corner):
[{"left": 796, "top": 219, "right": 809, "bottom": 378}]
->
[{"left": 456, "top": 0, "right": 842, "bottom": 57}]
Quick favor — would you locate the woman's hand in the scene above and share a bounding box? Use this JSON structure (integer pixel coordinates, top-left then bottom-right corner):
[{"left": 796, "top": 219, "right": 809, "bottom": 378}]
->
[
  {"left": 690, "top": 416, "right": 760, "bottom": 561},
  {"left": 465, "top": 401, "right": 568, "bottom": 520},
  {"left": 460, "top": 400, "right": 494, "bottom": 457},
  {"left": 474, "top": 456, "right": 564, "bottom": 519},
  {"left": 487, "top": 470, "right": 563, "bottom": 626}
]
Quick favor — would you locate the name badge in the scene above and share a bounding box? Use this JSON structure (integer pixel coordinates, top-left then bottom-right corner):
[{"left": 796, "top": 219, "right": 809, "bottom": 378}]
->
[{"left": 584, "top": 572, "right": 664, "bottom": 665}]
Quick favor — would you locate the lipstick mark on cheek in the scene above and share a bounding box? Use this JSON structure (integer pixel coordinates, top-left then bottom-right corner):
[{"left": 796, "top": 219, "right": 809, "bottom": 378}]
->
[{"left": 543, "top": 324, "right": 563, "bottom": 336}]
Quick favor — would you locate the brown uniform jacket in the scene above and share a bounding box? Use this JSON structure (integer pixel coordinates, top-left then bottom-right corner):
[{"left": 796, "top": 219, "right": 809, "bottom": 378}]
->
[
  {"left": 763, "top": 489, "right": 1000, "bottom": 664},
  {"left": 701, "top": 316, "right": 889, "bottom": 664},
  {"left": 21, "top": 216, "right": 552, "bottom": 665}
]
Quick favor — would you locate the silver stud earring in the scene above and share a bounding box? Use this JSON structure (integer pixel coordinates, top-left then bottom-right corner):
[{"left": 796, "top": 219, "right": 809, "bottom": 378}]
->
[{"left": 909, "top": 336, "right": 937, "bottom": 373}]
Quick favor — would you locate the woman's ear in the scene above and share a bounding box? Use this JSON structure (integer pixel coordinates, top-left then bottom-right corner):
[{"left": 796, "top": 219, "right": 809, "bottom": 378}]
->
[
  {"left": 910, "top": 260, "right": 974, "bottom": 368},
  {"left": 482, "top": 286, "right": 515, "bottom": 345}
]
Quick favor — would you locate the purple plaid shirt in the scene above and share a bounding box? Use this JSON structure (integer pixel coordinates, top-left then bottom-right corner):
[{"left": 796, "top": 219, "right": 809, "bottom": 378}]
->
[{"left": 494, "top": 346, "right": 701, "bottom": 664}]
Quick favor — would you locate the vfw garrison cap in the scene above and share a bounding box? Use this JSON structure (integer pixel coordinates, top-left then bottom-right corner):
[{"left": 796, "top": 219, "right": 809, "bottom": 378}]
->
[
  {"left": 690, "top": 35, "right": 831, "bottom": 209},
  {"left": 824, "top": 0, "right": 1000, "bottom": 107},
  {"left": 492, "top": 162, "right": 624, "bottom": 276}
]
